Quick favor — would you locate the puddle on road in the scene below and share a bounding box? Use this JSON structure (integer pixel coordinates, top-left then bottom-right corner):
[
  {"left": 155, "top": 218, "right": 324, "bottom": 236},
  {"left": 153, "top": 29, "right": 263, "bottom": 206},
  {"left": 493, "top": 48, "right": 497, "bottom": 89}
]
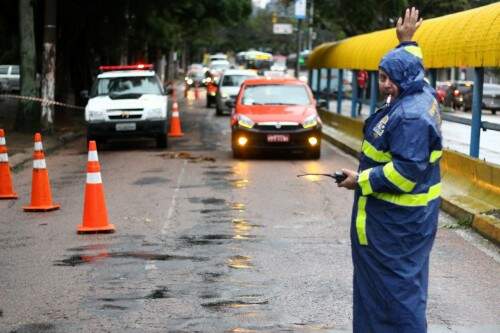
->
[
  {"left": 145, "top": 287, "right": 171, "bottom": 299},
  {"left": 231, "top": 179, "right": 249, "bottom": 189},
  {"left": 199, "top": 271, "right": 226, "bottom": 283},
  {"left": 132, "top": 176, "right": 170, "bottom": 185},
  {"left": 54, "top": 251, "right": 207, "bottom": 266},
  {"left": 100, "top": 304, "right": 127, "bottom": 310},
  {"left": 201, "top": 299, "right": 268, "bottom": 311},
  {"left": 204, "top": 170, "right": 234, "bottom": 177},
  {"left": 188, "top": 197, "right": 226, "bottom": 205},
  {"left": 227, "top": 255, "right": 253, "bottom": 269},
  {"left": 8, "top": 323, "right": 56, "bottom": 333}
]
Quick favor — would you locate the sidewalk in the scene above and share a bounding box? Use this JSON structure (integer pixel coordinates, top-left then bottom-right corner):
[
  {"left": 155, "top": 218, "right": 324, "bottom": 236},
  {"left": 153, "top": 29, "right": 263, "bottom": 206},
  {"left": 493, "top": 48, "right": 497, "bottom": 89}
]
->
[{"left": 0, "top": 97, "right": 85, "bottom": 170}]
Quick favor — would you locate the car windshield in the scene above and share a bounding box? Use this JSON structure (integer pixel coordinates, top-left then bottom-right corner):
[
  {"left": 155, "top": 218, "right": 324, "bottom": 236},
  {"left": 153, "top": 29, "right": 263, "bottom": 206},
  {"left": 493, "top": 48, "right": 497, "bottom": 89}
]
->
[
  {"left": 189, "top": 71, "right": 205, "bottom": 80},
  {"left": 0, "top": 66, "right": 8, "bottom": 74},
  {"left": 221, "top": 75, "right": 255, "bottom": 87},
  {"left": 242, "top": 84, "right": 310, "bottom": 105},
  {"left": 210, "top": 63, "right": 230, "bottom": 71},
  {"left": 91, "top": 76, "right": 162, "bottom": 97},
  {"left": 483, "top": 84, "right": 500, "bottom": 95}
]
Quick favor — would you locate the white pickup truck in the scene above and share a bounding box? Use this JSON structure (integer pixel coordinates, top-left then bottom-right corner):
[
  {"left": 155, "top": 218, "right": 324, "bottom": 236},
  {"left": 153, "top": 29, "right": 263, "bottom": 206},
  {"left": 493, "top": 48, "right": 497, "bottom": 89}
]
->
[
  {"left": 0, "top": 65, "right": 20, "bottom": 93},
  {"left": 83, "top": 64, "right": 169, "bottom": 148}
]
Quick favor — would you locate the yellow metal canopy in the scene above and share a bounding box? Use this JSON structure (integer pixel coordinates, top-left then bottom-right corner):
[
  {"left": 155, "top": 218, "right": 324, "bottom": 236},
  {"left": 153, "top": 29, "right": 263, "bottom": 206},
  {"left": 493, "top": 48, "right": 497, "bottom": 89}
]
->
[{"left": 308, "top": 3, "right": 500, "bottom": 70}]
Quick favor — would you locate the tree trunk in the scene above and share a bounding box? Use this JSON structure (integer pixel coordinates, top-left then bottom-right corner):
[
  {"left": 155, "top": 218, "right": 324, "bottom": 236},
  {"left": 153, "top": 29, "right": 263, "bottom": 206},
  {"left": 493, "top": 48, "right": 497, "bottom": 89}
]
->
[
  {"left": 41, "top": 0, "right": 57, "bottom": 134},
  {"left": 16, "top": 0, "right": 40, "bottom": 132}
]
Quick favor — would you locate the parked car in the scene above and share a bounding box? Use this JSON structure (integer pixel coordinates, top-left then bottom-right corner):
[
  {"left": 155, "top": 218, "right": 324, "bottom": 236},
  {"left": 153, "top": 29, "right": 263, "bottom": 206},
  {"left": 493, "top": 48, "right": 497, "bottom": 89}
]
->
[
  {"left": 82, "top": 64, "right": 169, "bottom": 148},
  {"left": 215, "top": 69, "right": 258, "bottom": 116},
  {"left": 0, "top": 65, "right": 20, "bottom": 93},
  {"left": 482, "top": 83, "right": 500, "bottom": 115},
  {"left": 230, "top": 77, "right": 322, "bottom": 159}
]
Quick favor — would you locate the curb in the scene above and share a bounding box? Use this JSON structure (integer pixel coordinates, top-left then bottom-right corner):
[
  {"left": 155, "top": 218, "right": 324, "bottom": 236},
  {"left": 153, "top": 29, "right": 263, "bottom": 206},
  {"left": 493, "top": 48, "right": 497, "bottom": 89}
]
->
[{"left": 11, "top": 131, "right": 85, "bottom": 172}]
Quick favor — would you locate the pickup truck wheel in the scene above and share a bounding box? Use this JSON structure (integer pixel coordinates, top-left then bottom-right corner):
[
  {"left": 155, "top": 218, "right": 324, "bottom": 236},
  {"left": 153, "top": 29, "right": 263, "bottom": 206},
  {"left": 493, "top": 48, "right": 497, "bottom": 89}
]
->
[{"left": 156, "top": 134, "right": 168, "bottom": 149}]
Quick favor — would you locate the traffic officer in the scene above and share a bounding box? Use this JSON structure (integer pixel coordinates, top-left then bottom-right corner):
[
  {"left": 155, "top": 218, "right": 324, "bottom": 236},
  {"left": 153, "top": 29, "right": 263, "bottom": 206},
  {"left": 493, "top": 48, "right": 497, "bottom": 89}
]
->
[{"left": 338, "top": 8, "right": 442, "bottom": 332}]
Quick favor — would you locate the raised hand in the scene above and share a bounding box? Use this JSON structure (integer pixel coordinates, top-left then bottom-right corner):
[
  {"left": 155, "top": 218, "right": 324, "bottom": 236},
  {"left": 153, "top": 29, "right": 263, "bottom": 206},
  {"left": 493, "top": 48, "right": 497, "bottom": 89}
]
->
[{"left": 396, "top": 7, "right": 423, "bottom": 42}]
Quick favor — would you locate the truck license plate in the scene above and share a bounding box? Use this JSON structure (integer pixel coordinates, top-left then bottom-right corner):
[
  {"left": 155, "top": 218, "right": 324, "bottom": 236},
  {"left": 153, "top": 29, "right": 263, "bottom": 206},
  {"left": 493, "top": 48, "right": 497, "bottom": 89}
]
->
[
  {"left": 116, "top": 123, "right": 136, "bottom": 131},
  {"left": 267, "top": 134, "right": 289, "bottom": 143}
]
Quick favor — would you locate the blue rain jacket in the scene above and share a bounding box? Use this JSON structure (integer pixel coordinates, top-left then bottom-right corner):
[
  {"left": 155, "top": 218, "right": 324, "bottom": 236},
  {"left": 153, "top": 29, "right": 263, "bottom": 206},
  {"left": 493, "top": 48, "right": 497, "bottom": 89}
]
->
[{"left": 351, "top": 42, "right": 442, "bottom": 333}]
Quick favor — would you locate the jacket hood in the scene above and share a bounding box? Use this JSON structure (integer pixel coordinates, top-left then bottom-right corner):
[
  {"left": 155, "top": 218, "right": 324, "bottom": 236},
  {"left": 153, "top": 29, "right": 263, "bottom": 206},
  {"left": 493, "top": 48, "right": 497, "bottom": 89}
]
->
[{"left": 379, "top": 45, "right": 425, "bottom": 98}]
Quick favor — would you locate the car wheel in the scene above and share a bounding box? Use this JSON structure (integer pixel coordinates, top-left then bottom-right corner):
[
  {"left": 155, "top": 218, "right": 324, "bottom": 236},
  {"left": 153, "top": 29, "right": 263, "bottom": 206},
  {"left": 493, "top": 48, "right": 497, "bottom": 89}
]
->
[
  {"left": 156, "top": 134, "right": 168, "bottom": 149},
  {"left": 216, "top": 105, "right": 222, "bottom": 116}
]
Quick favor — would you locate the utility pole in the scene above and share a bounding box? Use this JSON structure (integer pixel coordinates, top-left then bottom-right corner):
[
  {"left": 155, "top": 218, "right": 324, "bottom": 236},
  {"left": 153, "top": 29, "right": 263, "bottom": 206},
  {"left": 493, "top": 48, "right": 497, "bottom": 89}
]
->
[
  {"left": 307, "top": 0, "right": 314, "bottom": 51},
  {"left": 41, "top": 0, "right": 57, "bottom": 133},
  {"left": 294, "top": 0, "right": 306, "bottom": 78}
]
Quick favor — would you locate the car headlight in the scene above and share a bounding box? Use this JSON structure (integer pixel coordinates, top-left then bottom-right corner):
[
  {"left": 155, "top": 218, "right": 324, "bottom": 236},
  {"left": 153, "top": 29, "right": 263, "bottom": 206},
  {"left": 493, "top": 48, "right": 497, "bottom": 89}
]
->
[
  {"left": 237, "top": 114, "right": 255, "bottom": 129},
  {"left": 303, "top": 114, "right": 318, "bottom": 129},
  {"left": 221, "top": 92, "right": 229, "bottom": 99},
  {"left": 147, "top": 108, "right": 164, "bottom": 119},
  {"left": 186, "top": 79, "right": 193, "bottom": 85},
  {"left": 87, "top": 110, "right": 106, "bottom": 121}
]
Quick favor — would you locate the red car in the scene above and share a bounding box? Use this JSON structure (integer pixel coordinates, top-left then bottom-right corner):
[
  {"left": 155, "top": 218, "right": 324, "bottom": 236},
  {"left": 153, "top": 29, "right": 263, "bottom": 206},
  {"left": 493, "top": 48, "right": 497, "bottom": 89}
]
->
[{"left": 230, "top": 77, "right": 322, "bottom": 159}]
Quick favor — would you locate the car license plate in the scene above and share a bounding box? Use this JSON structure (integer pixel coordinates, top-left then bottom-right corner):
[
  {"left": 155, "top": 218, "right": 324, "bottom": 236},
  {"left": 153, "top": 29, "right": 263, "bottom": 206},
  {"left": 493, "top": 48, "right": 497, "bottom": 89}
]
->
[
  {"left": 116, "top": 123, "right": 136, "bottom": 131},
  {"left": 267, "top": 134, "right": 289, "bottom": 143}
]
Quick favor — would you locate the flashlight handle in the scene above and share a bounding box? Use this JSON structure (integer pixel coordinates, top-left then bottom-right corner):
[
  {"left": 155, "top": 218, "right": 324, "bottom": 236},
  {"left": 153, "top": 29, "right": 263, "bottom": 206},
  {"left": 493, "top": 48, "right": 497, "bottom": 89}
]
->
[{"left": 333, "top": 171, "right": 347, "bottom": 183}]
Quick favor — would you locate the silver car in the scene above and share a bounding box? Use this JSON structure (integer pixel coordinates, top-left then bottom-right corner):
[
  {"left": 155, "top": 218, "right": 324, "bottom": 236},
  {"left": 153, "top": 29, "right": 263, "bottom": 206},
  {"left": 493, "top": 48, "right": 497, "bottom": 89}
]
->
[
  {"left": 0, "top": 65, "right": 20, "bottom": 93},
  {"left": 215, "top": 69, "right": 258, "bottom": 115}
]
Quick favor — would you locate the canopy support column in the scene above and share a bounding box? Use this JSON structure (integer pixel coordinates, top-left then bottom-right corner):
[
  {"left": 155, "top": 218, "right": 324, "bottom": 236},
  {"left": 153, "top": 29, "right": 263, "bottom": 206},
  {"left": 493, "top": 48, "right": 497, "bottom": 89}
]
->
[
  {"left": 326, "top": 68, "right": 332, "bottom": 110},
  {"left": 337, "top": 69, "right": 343, "bottom": 114},
  {"left": 351, "top": 70, "right": 358, "bottom": 118},
  {"left": 470, "top": 67, "right": 484, "bottom": 158},
  {"left": 369, "top": 71, "right": 378, "bottom": 115}
]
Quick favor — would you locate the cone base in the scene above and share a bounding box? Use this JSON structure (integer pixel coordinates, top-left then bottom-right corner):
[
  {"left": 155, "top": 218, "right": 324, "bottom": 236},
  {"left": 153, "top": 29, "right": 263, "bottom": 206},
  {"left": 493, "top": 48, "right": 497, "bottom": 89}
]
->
[
  {"left": 23, "top": 203, "right": 60, "bottom": 212},
  {"left": 0, "top": 193, "right": 18, "bottom": 200},
  {"left": 77, "top": 224, "right": 115, "bottom": 234},
  {"left": 168, "top": 132, "right": 184, "bottom": 137}
]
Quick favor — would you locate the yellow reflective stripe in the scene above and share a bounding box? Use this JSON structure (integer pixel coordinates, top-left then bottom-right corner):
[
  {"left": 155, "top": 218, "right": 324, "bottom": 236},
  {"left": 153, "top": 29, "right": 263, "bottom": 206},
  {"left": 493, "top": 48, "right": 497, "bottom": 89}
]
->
[
  {"left": 358, "top": 168, "right": 373, "bottom": 196},
  {"left": 404, "top": 45, "right": 423, "bottom": 59},
  {"left": 356, "top": 196, "right": 368, "bottom": 245},
  {"left": 371, "top": 183, "right": 441, "bottom": 207},
  {"left": 430, "top": 150, "right": 442, "bottom": 163},
  {"left": 383, "top": 162, "right": 416, "bottom": 192},
  {"left": 362, "top": 140, "right": 392, "bottom": 163}
]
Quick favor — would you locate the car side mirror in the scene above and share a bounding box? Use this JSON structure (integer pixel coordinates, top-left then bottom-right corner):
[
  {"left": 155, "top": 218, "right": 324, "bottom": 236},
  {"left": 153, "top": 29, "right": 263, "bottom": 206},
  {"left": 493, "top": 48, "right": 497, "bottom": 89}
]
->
[
  {"left": 225, "top": 100, "right": 235, "bottom": 108},
  {"left": 80, "top": 90, "right": 89, "bottom": 100}
]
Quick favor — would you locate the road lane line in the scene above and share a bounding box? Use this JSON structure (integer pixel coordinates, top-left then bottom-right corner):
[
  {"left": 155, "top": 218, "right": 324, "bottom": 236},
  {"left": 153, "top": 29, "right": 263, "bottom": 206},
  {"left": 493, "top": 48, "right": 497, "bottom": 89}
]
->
[
  {"left": 162, "top": 159, "right": 187, "bottom": 236},
  {"left": 145, "top": 160, "right": 187, "bottom": 272}
]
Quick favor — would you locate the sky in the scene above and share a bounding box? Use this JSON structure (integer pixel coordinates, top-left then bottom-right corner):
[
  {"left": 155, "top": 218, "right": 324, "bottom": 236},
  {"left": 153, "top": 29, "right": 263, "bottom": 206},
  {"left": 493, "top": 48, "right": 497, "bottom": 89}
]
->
[{"left": 253, "top": 0, "right": 270, "bottom": 9}]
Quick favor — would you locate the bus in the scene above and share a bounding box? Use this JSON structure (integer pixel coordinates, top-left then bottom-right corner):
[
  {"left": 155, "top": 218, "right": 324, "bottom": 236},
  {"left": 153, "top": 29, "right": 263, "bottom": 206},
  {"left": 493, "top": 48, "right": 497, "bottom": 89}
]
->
[{"left": 235, "top": 50, "right": 273, "bottom": 72}]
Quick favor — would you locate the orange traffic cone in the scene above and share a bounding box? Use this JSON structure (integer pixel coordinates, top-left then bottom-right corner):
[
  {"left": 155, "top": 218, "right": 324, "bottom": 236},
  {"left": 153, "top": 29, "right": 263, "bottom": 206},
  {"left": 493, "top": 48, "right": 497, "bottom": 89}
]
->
[
  {"left": 168, "top": 101, "right": 184, "bottom": 137},
  {"left": 0, "top": 129, "right": 17, "bottom": 200},
  {"left": 23, "top": 133, "right": 60, "bottom": 211},
  {"left": 78, "top": 140, "right": 115, "bottom": 234}
]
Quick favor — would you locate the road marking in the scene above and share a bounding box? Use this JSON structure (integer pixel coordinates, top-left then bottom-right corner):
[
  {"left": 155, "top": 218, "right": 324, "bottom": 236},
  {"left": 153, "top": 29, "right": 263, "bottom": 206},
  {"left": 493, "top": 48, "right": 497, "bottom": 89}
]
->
[
  {"left": 145, "top": 160, "right": 187, "bottom": 272},
  {"left": 161, "top": 159, "right": 187, "bottom": 236}
]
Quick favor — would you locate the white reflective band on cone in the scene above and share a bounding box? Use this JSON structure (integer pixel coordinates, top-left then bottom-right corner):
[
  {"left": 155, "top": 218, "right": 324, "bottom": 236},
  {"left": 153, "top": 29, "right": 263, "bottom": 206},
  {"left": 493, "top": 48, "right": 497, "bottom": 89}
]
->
[
  {"left": 0, "top": 153, "right": 8, "bottom": 162},
  {"left": 34, "top": 142, "right": 43, "bottom": 151},
  {"left": 88, "top": 150, "right": 98, "bottom": 162},
  {"left": 0, "top": 137, "right": 5, "bottom": 145},
  {"left": 172, "top": 111, "right": 179, "bottom": 117},
  {"left": 87, "top": 172, "right": 102, "bottom": 184},
  {"left": 33, "top": 159, "right": 47, "bottom": 169}
]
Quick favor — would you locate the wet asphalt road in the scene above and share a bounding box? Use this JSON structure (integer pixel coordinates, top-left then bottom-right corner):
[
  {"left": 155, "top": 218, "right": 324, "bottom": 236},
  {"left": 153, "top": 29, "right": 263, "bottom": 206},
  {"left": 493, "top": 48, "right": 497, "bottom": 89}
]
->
[{"left": 0, "top": 92, "right": 499, "bottom": 333}]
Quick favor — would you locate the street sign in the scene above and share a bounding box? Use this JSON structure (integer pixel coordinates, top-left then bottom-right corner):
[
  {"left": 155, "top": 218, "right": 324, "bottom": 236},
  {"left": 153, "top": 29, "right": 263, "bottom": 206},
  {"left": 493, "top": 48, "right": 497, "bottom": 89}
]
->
[
  {"left": 295, "top": 0, "right": 306, "bottom": 19},
  {"left": 273, "top": 23, "right": 293, "bottom": 34}
]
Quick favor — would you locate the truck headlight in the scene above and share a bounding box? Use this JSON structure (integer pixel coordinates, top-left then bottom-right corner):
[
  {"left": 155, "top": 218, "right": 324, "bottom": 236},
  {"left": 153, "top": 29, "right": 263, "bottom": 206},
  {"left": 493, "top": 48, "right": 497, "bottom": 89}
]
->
[
  {"left": 147, "top": 108, "right": 165, "bottom": 119},
  {"left": 87, "top": 110, "right": 106, "bottom": 121},
  {"left": 303, "top": 114, "right": 318, "bottom": 129}
]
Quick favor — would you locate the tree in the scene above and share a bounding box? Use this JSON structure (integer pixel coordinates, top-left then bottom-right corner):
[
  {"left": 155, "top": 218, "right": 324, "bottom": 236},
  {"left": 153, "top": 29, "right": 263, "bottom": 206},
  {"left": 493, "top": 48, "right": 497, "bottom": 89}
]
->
[{"left": 16, "top": 0, "right": 39, "bottom": 132}]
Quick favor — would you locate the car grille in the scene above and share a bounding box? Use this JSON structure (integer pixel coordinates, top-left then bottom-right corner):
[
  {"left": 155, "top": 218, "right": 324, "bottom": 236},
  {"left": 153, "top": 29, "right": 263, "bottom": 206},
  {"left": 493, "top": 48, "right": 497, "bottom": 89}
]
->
[
  {"left": 254, "top": 122, "right": 301, "bottom": 131},
  {"left": 107, "top": 108, "right": 143, "bottom": 120}
]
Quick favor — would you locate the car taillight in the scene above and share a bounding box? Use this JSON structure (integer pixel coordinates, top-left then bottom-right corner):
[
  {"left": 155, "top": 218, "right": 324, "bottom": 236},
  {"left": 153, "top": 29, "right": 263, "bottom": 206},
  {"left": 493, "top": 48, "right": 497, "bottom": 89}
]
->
[{"left": 453, "top": 89, "right": 460, "bottom": 96}]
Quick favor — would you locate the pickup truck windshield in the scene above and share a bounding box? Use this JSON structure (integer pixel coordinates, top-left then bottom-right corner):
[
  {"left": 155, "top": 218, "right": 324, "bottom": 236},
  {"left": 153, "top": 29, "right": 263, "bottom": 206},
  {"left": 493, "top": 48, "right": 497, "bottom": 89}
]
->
[{"left": 91, "top": 76, "right": 163, "bottom": 97}]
